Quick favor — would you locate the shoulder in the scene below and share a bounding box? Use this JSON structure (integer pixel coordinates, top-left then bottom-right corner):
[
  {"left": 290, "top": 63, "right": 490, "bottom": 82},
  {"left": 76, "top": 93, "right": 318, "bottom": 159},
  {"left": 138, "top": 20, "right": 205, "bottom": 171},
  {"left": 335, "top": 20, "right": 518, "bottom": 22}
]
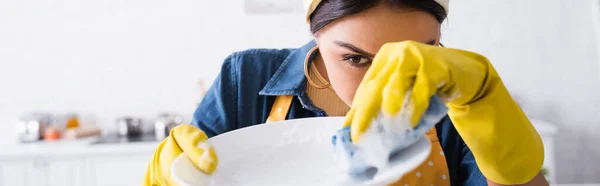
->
[
  {"left": 223, "top": 48, "right": 294, "bottom": 69},
  {"left": 193, "top": 48, "right": 299, "bottom": 136},
  {"left": 219, "top": 48, "right": 298, "bottom": 91}
]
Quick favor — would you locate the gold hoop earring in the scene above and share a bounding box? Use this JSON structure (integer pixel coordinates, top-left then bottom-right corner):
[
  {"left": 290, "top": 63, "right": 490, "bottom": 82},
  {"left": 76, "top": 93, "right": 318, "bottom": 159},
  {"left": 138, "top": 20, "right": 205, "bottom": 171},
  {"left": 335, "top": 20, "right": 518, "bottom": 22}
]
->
[{"left": 304, "top": 47, "right": 330, "bottom": 89}]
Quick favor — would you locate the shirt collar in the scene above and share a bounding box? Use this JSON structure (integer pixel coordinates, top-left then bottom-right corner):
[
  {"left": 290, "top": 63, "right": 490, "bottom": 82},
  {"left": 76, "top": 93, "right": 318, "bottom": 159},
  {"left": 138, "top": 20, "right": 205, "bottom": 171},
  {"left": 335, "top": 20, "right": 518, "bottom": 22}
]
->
[{"left": 259, "top": 40, "right": 318, "bottom": 96}]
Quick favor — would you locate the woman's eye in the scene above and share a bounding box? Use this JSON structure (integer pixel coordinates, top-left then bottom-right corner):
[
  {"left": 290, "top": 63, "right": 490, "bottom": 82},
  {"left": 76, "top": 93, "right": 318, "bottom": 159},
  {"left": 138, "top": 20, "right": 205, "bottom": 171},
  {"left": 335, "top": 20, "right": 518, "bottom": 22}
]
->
[{"left": 343, "top": 55, "right": 371, "bottom": 67}]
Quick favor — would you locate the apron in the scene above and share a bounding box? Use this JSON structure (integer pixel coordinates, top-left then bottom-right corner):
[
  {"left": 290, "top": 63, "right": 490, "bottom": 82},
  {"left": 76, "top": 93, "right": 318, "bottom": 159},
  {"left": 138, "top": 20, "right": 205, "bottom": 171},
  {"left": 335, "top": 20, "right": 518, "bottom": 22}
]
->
[{"left": 267, "top": 96, "right": 451, "bottom": 186}]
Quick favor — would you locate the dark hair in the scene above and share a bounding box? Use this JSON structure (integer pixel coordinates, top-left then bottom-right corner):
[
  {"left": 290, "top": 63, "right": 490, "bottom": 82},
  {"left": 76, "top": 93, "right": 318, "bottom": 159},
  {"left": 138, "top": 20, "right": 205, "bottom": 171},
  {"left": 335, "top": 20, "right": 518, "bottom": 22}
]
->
[{"left": 309, "top": 0, "right": 447, "bottom": 34}]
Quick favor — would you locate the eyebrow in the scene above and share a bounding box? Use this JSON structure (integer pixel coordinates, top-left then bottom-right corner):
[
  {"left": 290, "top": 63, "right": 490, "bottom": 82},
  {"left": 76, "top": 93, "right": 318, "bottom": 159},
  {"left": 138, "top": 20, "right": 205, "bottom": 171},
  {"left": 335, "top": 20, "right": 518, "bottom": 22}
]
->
[
  {"left": 333, "top": 41, "right": 376, "bottom": 58},
  {"left": 333, "top": 39, "right": 437, "bottom": 57}
]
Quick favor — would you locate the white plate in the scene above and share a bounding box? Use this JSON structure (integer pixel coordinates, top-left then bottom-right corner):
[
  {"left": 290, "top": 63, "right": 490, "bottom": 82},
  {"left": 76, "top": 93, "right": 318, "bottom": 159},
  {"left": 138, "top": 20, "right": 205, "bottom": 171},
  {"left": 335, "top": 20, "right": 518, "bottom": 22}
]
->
[{"left": 171, "top": 117, "right": 431, "bottom": 186}]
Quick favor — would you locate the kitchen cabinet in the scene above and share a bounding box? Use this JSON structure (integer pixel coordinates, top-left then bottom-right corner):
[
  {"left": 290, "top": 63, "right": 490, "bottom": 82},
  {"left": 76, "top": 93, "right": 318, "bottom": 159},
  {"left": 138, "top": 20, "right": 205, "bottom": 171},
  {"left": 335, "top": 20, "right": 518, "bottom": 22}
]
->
[
  {"left": 42, "top": 158, "right": 86, "bottom": 186},
  {"left": 87, "top": 155, "right": 151, "bottom": 186},
  {"left": 531, "top": 119, "right": 558, "bottom": 183},
  {"left": 0, "top": 141, "right": 159, "bottom": 186},
  {"left": 0, "top": 158, "right": 88, "bottom": 186},
  {"left": 0, "top": 160, "right": 32, "bottom": 186}
]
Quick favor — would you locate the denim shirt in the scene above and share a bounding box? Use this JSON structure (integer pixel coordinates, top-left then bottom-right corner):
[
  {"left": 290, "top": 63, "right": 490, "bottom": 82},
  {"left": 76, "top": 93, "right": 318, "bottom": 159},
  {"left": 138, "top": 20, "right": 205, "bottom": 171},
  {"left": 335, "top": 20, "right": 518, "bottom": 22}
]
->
[{"left": 191, "top": 41, "right": 486, "bottom": 185}]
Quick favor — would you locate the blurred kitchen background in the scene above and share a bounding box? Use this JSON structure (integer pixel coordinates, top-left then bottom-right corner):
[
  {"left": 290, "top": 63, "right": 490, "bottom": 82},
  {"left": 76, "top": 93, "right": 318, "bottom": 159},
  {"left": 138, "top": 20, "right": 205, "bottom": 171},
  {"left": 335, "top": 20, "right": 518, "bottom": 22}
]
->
[{"left": 0, "top": 0, "right": 599, "bottom": 185}]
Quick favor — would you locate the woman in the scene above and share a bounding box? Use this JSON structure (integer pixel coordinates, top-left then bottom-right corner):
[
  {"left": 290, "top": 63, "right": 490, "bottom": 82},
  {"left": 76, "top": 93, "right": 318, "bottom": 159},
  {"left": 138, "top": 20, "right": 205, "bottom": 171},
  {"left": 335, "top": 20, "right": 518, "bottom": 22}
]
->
[{"left": 143, "top": 0, "right": 548, "bottom": 185}]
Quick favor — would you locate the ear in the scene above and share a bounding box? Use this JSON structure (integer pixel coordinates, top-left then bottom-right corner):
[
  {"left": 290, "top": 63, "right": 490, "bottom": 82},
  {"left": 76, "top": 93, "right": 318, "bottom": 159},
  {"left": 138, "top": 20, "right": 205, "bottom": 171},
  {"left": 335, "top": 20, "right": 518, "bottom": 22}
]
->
[{"left": 312, "top": 31, "right": 322, "bottom": 38}]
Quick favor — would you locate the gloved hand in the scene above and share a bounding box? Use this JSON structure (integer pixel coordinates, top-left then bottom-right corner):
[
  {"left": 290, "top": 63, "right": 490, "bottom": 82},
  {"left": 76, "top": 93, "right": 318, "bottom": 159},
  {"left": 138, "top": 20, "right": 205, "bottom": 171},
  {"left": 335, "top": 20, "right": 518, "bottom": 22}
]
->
[
  {"left": 344, "top": 41, "right": 544, "bottom": 185},
  {"left": 333, "top": 95, "right": 448, "bottom": 183},
  {"left": 143, "top": 124, "right": 218, "bottom": 186}
]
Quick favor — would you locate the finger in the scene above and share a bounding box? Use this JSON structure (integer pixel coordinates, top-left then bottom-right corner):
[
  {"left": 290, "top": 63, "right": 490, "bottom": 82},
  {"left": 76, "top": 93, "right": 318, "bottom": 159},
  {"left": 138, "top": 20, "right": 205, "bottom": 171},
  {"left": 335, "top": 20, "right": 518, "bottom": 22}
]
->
[
  {"left": 350, "top": 80, "right": 384, "bottom": 142},
  {"left": 343, "top": 107, "right": 355, "bottom": 128},
  {"left": 196, "top": 142, "right": 218, "bottom": 174},
  {"left": 376, "top": 44, "right": 409, "bottom": 116},
  {"left": 348, "top": 44, "right": 402, "bottom": 142},
  {"left": 171, "top": 124, "right": 218, "bottom": 174},
  {"left": 409, "top": 67, "right": 441, "bottom": 127},
  {"left": 393, "top": 42, "right": 441, "bottom": 127},
  {"left": 381, "top": 70, "right": 412, "bottom": 117},
  {"left": 381, "top": 43, "right": 423, "bottom": 126},
  {"left": 362, "top": 43, "right": 400, "bottom": 82}
]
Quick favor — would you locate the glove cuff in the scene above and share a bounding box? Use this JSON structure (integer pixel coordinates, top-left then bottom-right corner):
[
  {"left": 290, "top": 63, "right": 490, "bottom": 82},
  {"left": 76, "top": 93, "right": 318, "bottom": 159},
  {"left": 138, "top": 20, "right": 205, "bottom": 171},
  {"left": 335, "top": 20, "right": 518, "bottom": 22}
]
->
[{"left": 448, "top": 77, "right": 544, "bottom": 184}]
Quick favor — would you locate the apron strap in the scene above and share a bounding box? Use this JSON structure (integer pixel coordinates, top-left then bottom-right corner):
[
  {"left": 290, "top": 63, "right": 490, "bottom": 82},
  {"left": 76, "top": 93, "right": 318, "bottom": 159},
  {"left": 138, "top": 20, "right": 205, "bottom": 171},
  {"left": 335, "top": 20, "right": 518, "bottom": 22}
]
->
[
  {"left": 425, "top": 127, "right": 439, "bottom": 142},
  {"left": 266, "top": 96, "right": 294, "bottom": 123}
]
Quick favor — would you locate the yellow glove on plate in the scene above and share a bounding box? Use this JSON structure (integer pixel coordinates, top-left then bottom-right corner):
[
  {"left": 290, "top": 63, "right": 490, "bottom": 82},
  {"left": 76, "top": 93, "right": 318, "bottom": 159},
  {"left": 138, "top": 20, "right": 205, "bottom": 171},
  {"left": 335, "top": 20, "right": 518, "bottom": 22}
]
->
[
  {"left": 344, "top": 41, "right": 544, "bottom": 184},
  {"left": 142, "top": 124, "right": 218, "bottom": 186}
]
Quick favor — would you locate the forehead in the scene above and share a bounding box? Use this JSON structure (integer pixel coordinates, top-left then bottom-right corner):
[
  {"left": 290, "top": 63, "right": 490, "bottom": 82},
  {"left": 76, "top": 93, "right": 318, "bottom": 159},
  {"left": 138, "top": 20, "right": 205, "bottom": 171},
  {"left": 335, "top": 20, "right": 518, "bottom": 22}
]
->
[{"left": 316, "top": 4, "right": 441, "bottom": 53}]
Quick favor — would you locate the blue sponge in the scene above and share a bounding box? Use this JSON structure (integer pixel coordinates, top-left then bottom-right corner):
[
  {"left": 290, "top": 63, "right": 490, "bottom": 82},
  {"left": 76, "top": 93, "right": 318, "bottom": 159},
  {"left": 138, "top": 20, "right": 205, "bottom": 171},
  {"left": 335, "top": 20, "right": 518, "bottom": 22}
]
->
[{"left": 331, "top": 96, "right": 448, "bottom": 181}]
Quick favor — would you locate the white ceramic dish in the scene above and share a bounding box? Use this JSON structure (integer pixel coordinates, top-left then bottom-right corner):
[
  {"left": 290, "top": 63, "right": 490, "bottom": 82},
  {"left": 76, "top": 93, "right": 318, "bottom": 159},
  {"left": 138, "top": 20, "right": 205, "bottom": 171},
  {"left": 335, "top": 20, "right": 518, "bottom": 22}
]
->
[{"left": 171, "top": 117, "right": 431, "bottom": 186}]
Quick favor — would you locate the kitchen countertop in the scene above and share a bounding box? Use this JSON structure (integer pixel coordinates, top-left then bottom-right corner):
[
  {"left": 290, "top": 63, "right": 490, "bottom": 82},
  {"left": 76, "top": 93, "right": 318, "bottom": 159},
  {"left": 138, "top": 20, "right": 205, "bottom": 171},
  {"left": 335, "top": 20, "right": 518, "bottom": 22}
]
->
[{"left": 0, "top": 136, "right": 160, "bottom": 158}]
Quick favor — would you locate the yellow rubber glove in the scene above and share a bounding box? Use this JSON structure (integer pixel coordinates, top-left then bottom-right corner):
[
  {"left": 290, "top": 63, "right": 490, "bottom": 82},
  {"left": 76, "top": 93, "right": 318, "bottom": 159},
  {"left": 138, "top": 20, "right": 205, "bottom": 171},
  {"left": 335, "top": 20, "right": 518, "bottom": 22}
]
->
[
  {"left": 142, "top": 124, "right": 218, "bottom": 186},
  {"left": 344, "top": 41, "right": 544, "bottom": 185}
]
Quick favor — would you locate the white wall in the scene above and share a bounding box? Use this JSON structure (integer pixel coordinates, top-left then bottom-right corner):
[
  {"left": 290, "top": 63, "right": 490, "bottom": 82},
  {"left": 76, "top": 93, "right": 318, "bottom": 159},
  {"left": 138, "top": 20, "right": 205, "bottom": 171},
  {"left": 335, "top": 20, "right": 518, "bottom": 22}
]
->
[
  {"left": 0, "top": 0, "right": 311, "bottom": 138},
  {"left": 0, "top": 0, "right": 598, "bottom": 183},
  {"left": 443, "top": 0, "right": 600, "bottom": 183}
]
